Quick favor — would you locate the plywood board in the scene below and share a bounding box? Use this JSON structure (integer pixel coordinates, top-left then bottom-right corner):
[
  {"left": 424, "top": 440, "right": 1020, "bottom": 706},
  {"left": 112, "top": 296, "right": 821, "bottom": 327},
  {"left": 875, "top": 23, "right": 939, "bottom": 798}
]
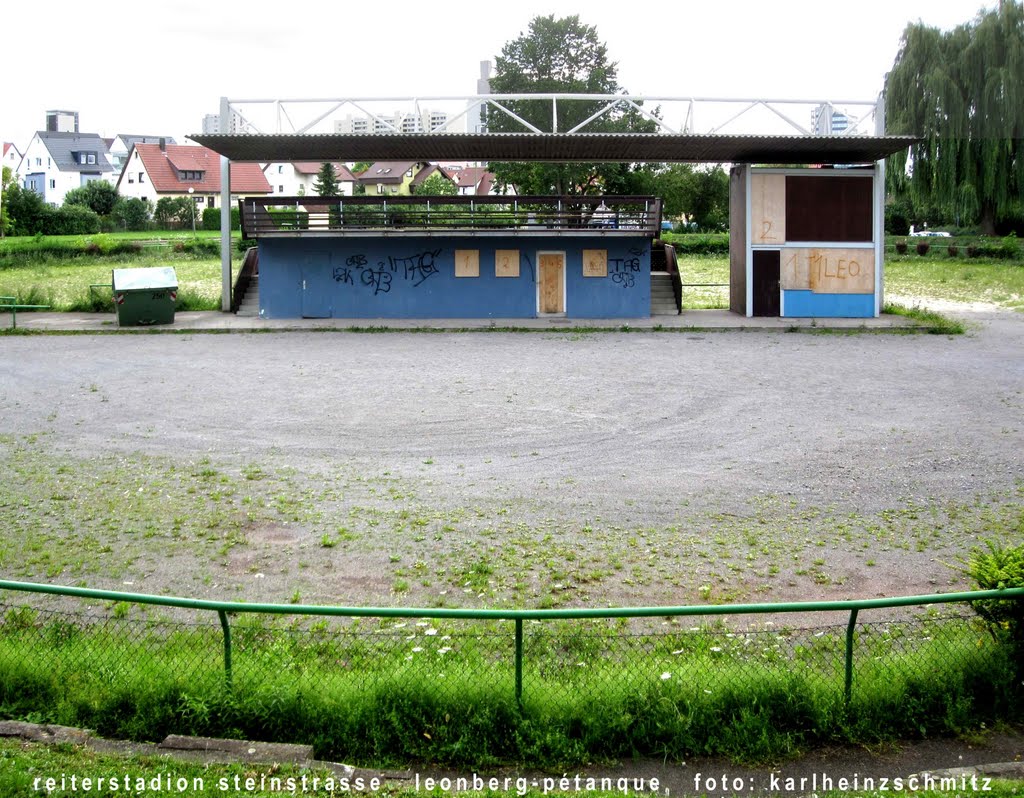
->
[
  {"left": 751, "top": 173, "right": 786, "bottom": 244},
  {"left": 455, "top": 249, "right": 479, "bottom": 278},
  {"left": 495, "top": 249, "right": 519, "bottom": 278},
  {"left": 783, "top": 248, "right": 875, "bottom": 294},
  {"left": 539, "top": 253, "right": 564, "bottom": 313},
  {"left": 582, "top": 249, "right": 607, "bottom": 277}
]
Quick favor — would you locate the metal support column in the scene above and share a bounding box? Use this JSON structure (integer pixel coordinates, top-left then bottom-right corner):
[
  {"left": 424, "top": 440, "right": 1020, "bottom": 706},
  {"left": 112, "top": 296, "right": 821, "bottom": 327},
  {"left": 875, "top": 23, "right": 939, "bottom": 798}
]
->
[{"left": 219, "top": 96, "right": 233, "bottom": 312}]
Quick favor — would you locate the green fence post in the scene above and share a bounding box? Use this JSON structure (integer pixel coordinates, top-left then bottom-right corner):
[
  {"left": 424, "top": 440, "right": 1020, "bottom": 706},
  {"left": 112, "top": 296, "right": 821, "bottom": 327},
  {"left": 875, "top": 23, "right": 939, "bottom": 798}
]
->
[
  {"left": 218, "top": 610, "right": 233, "bottom": 690},
  {"left": 844, "top": 608, "right": 859, "bottom": 707},
  {"left": 514, "top": 618, "right": 523, "bottom": 708}
]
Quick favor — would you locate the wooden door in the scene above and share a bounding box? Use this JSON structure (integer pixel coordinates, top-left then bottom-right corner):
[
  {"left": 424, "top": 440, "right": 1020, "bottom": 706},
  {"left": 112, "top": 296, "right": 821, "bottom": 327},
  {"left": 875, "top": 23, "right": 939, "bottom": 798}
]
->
[
  {"left": 538, "top": 253, "right": 565, "bottom": 314},
  {"left": 752, "top": 250, "right": 781, "bottom": 317}
]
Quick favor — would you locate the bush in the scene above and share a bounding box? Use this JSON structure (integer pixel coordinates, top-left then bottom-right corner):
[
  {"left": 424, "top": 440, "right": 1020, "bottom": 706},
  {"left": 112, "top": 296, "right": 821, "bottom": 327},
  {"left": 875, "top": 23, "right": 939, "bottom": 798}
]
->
[
  {"left": 111, "top": 197, "right": 152, "bottom": 232},
  {"left": 956, "top": 541, "right": 1024, "bottom": 673},
  {"left": 63, "top": 182, "right": 119, "bottom": 216},
  {"left": 947, "top": 244, "right": 959, "bottom": 257},
  {"left": 965, "top": 235, "right": 1022, "bottom": 260},
  {"left": 895, "top": 241, "right": 908, "bottom": 255},
  {"left": 201, "top": 206, "right": 241, "bottom": 231},
  {"left": 915, "top": 240, "right": 931, "bottom": 256},
  {"left": 44, "top": 205, "right": 101, "bottom": 235},
  {"left": 4, "top": 185, "right": 50, "bottom": 236}
]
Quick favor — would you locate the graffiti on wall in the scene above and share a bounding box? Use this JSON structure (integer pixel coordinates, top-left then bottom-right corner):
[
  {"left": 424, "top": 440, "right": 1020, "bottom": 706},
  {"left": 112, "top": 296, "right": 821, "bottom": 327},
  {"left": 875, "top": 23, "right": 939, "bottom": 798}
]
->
[
  {"left": 333, "top": 249, "right": 442, "bottom": 295},
  {"left": 608, "top": 247, "right": 646, "bottom": 288}
]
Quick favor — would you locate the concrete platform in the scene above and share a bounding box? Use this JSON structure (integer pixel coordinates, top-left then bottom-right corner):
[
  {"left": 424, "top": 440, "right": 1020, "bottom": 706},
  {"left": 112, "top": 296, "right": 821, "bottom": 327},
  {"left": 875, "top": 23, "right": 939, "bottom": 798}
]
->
[{"left": 4, "top": 309, "right": 922, "bottom": 333}]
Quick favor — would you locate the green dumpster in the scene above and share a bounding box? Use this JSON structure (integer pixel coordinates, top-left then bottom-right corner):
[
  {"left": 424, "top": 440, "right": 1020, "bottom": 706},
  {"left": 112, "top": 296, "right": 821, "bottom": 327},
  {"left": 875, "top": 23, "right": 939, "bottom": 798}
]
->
[{"left": 112, "top": 267, "right": 178, "bottom": 326}]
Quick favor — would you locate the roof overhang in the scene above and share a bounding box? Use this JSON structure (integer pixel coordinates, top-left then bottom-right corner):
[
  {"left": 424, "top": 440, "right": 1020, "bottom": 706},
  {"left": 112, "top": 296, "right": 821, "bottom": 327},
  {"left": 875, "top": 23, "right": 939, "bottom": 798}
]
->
[{"left": 190, "top": 133, "right": 917, "bottom": 165}]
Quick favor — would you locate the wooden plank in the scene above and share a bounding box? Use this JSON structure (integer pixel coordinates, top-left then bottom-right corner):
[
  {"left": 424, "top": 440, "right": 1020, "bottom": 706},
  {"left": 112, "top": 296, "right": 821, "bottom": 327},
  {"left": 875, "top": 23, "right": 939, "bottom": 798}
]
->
[
  {"left": 455, "top": 249, "right": 479, "bottom": 278},
  {"left": 783, "top": 247, "right": 875, "bottom": 294},
  {"left": 539, "top": 253, "right": 564, "bottom": 313},
  {"left": 729, "top": 166, "right": 747, "bottom": 314},
  {"left": 582, "top": 249, "right": 607, "bottom": 277},
  {"left": 780, "top": 248, "right": 810, "bottom": 290},
  {"left": 495, "top": 249, "right": 519, "bottom": 278},
  {"left": 751, "top": 173, "right": 786, "bottom": 244}
]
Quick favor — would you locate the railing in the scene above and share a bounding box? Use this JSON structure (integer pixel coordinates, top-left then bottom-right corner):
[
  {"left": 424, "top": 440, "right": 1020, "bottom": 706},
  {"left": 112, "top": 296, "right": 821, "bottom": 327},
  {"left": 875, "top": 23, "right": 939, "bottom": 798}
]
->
[
  {"left": 230, "top": 247, "right": 259, "bottom": 314},
  {"left": 1, "top": 296, "right": 50, "bottom": 330},
  {"left": 664, "top": 243, "right": 682, "bottom": 313},
  {"left": 1, "top": 579, "right": 1021, "bottom": 708},
  {"left": 239, "top": 195, "right": 662, "bottom": 239}
]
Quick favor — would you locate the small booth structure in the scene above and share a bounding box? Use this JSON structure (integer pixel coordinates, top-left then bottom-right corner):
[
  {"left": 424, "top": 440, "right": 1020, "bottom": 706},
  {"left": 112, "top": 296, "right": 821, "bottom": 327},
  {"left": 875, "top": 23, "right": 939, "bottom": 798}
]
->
[
  {"left": 239, "top": 196, "right": 661, "bottom": 319},
  {"left": 730, "top": 165, "right": 883, "bottom": 318}
]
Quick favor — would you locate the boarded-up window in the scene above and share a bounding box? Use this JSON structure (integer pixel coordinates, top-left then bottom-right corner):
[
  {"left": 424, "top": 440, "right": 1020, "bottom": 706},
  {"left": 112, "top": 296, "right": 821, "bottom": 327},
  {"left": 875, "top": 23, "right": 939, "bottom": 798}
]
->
[
  {"left": 582, "top": 249, "right": 607, "bottom": 277},
  {"left": 782, "top": 247, "right": 875, "bottom": 294},
  {"left": 495, "top": 249, "right": 519, "bottom": 278},
  {"left": 751, "top": 174, "right": 786, "bottom": 244},
  {"left": 455, "top": 249, "right": 479, "bottom": 277},
  {"left": 785, "top": 176, "right": 872, "bottom": 242}
]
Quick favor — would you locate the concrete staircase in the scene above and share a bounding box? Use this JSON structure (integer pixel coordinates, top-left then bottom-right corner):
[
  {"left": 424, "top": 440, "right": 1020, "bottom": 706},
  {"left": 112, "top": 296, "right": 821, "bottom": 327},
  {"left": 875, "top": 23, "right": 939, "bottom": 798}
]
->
[
  {"left": 235, "top": 277, "right": 259, "bottom": 317},
  {"left": 650, "top": 272, "right": 678, "bottom": 316}
]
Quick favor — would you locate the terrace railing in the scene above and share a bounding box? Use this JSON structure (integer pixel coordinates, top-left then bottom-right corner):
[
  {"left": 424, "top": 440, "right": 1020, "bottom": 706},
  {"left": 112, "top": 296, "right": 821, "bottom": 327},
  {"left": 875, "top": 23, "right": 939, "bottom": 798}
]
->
[{"left": 239, "top": 195, "right": 662, "bottom": 239}]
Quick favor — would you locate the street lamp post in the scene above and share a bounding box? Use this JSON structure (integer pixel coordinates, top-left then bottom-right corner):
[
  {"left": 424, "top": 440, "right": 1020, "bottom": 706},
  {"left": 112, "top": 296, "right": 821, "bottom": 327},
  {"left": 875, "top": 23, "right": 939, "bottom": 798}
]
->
[{"left": 187, "top": 187, "right": 196, "bottom": 236}]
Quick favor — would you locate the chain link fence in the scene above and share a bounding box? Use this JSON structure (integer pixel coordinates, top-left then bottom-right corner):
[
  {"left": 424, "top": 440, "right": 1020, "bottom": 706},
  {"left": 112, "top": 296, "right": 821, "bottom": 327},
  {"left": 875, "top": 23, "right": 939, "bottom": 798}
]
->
[{"left": 1, "top": 581, "right": 1021, "bottom": 763}]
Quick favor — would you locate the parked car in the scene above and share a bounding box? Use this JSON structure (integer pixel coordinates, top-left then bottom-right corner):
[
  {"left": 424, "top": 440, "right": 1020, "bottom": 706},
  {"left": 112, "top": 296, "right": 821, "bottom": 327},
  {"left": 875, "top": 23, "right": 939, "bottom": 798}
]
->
[{"left": 909, "top": 225, "right": 951, "bottom": 238}]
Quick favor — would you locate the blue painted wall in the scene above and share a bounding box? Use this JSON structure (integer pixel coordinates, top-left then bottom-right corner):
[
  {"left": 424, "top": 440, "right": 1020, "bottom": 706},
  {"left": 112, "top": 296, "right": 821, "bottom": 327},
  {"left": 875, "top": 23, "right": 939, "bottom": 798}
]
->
[
  {"left": 257, "top": 236, "right": 651, "bottom": 319},
  {"left": 782, "top": 290, "right": 875, "bottom": 318}
]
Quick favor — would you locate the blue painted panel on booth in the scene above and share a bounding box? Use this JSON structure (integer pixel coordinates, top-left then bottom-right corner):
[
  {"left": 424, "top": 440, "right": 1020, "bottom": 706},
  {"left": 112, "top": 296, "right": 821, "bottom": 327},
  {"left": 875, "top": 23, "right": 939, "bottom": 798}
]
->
[
  {"left": 782, "top": 290, "right": 875, "bottom": 318},
  {"left": 566, "top": 243, "right": 650, "bottom": 318},
  {"left": 258, "top": 237, "right": 651, "bottom": 319}
]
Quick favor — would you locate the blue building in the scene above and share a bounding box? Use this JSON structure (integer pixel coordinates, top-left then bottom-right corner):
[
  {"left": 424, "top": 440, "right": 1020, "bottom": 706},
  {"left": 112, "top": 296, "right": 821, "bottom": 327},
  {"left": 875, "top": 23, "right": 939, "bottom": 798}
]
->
[{"left": 239, "top": 196, "right": 666, "bottom": 320}]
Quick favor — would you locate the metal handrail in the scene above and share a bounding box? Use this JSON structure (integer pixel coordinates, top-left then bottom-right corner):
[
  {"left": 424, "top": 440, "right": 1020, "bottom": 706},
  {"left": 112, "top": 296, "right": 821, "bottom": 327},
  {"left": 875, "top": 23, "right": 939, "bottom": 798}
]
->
[
  {"left": 239, "top": 195, "right": 662, "bottom": 239},
  {"left": 2, "top": 579, "right": 1021, "bottom": 707}
]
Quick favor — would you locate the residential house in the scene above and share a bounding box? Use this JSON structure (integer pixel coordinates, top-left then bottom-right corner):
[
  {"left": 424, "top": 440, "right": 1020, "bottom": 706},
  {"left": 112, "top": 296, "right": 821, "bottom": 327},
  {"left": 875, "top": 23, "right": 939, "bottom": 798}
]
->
[
  {"left": 3, "top": 143, "right": 22, "bottom": 176},
  {"left": 454, "top": 167, "right": 496, "bottom": 196},
  {"left": 355, "top": 161, "right": 440, "bottom": 196},
  {"left": 263, "top": 162, "right": 356, "bottom": 196},
  {"left": 108, "top": 135, "right": 177, "bottom": 175},
  {"left": 18, "top": 131, "right": 115, "bottom": 205},
  {"left": 116, "top": 142, "right": 271, "bottom": 212}
]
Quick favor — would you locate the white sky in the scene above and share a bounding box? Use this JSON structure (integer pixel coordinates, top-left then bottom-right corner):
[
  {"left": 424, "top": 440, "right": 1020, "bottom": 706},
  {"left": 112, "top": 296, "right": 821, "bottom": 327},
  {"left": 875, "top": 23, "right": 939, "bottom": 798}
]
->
[{"left": 3, "top": 0, "right": 995, "bottom": 151}]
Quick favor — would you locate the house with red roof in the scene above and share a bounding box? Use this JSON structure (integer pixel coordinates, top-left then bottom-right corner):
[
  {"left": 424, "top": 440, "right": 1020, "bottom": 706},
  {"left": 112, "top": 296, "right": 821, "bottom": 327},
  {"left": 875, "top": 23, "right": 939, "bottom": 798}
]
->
[
  {"left": 115, "top": 141, "right": 271, "bottom": 214},
  {"left": 3, "top": 143, "right": 22, "bottom": 176},
  {"left": 454, "top": 166, "right": 496, "bottom": 196},
  {"left": 263, "top": 162, "right": 356, "bottom": 197}
]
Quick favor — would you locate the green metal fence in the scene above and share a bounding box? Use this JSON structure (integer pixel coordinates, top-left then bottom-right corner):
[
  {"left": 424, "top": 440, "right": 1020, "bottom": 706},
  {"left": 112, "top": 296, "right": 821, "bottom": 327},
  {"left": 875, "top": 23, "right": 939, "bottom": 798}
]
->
[{"left": 2, "top": 579, "right": 1021, "bottom": 712}]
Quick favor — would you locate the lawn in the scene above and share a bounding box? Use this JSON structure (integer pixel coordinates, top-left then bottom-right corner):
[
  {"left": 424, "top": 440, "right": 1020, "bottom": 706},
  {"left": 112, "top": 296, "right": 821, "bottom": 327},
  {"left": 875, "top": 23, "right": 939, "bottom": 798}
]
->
[{"left": 675, "top": 252, "right": 1023, "bottom": 311}]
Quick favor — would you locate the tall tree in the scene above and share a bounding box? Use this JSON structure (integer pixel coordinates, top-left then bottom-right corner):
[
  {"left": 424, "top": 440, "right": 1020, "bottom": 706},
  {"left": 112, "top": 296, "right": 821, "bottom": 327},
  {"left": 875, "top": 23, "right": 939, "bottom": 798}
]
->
[
  {"left": 487, "top": 14, "right": 657, "bottom": 195},
  {"left": 886, "top": 3, "right": 1024, "bottom": 233},
  {"left": 313, "top": 163, "right": 340, "bottom": 196}
]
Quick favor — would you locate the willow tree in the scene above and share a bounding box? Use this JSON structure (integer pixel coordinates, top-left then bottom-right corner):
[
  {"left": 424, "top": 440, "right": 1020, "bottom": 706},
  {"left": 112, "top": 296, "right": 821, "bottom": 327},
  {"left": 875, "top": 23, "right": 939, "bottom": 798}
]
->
[{"left": 886, "top": 3, "right": 1024, "bottom": 233}]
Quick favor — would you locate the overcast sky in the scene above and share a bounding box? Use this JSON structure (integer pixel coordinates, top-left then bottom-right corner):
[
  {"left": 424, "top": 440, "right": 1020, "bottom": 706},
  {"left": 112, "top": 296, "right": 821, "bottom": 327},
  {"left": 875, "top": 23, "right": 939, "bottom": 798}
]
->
[{"left": 4, "top": 0, "right": 995, "bottom": 151}]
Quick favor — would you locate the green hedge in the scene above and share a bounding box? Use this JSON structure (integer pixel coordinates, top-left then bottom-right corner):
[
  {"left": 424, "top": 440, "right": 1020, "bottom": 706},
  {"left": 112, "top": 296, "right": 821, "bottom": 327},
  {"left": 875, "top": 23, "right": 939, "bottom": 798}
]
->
[
  {"left": 201, "top": 207, "right": 241, "bottom": 231},
  {"left": 661, "top": 232, "right": 730, "bottom": 255}
]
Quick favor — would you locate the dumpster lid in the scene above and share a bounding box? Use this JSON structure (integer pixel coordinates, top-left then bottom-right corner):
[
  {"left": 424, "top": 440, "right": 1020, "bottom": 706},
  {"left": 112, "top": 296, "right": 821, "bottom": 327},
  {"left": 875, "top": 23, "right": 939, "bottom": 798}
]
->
[{"left": 112, "top": 267, "right": 178, "bottom": 292}]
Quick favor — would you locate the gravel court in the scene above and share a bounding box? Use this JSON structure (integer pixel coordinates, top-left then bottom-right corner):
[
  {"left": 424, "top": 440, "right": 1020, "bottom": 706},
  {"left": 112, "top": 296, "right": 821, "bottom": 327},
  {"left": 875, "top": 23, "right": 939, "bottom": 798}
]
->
[
  {"left": 1, "top": 318, "right": 1020, "bottom": 511},
  {"left": 0, "top": 309, "right": 1021, "bottom": 606}
]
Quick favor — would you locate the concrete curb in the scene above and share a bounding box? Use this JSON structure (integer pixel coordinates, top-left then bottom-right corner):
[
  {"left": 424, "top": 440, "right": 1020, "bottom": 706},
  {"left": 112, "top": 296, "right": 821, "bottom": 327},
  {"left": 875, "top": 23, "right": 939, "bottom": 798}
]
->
[{"left": 4, "top": 309, "right": 925, "bottom": 334}]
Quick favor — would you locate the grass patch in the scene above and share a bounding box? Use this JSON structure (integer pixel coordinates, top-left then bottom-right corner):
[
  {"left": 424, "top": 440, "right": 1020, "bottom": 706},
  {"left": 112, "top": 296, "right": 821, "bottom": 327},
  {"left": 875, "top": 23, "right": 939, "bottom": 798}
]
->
[
  {"left": 882, "top": 302, "right": 966, "bottom": 335},
  {"left": 885, "top": 256, "right": 1024, "bottom": 310},
  {"left": 0, "top": 253, "right": 224, "bottom": 312},
  {"left": 0, "top": 607, "right": 1018, "bottom": 769}
]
